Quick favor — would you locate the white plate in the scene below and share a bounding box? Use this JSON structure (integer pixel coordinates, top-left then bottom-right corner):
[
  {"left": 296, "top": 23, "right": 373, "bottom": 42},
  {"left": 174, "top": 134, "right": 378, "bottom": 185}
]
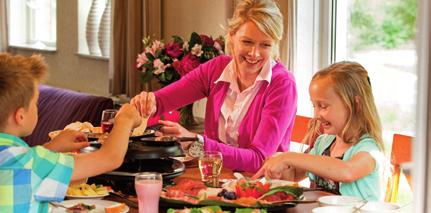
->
[
  {"left": 49, "top": 199, "right": 129, "bottom": 213},
  {"left": 65, "top": 193, "right": 109, "bottom": 200}
]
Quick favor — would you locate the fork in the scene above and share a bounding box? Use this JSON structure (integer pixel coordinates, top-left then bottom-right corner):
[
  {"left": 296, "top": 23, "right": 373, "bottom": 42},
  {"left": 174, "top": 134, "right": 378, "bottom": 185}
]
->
[{"left": 49, "top": 201, "right": 71, "bottom": 210}]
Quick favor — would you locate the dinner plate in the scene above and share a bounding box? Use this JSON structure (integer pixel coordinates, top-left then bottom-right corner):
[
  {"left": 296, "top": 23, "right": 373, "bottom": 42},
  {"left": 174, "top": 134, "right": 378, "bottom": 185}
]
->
[
  {"left": 49, "top": 199, "right": 129, "bottom": 213},
  {"left": 65, "top": 193, "right": 109, "bottom": 200},
  {"left": 86, "top": 129, "right": 156, "bottom": 141}
]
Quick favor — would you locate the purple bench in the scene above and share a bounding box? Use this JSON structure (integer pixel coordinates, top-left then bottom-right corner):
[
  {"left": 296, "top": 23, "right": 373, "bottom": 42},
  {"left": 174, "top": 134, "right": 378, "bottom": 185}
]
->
[{"left": 23, "top": 85, "right": 114, "bottom": 146}]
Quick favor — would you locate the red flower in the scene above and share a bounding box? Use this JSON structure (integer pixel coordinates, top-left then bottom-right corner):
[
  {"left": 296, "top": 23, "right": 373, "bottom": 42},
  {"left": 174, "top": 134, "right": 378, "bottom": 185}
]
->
[
  {"left": 200, "top": 34, "right": 214, "bottom": 46},
  {"left": 165, "top": 42, "right": 183, "bottom": 58},
  {"left": 172, "top": 53, "right": 200, "bottom": 76}
]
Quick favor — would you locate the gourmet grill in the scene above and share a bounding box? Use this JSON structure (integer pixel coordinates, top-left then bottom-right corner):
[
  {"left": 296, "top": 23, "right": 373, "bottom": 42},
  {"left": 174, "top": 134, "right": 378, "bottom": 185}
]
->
[{"left": 84, "top": 130, "right": 197, "bottom": 195}]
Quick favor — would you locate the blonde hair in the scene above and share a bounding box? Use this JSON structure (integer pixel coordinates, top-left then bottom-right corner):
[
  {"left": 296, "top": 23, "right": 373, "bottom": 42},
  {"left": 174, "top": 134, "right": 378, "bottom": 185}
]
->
[
  {"left": 0, "top": 53, "right": 47, "bottom": 130},
  {"left": 312, "top": 61, "right": 384, "bottom": 151},
  {"left": 226, "top": 0, "right": 284, "bottom": 59}
]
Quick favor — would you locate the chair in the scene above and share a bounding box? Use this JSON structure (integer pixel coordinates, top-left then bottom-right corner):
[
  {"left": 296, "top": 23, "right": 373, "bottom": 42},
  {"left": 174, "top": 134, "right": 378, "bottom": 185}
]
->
[
  {"left": 289, "top": 115, "right": 313, "bottom": 153},
  {"left": 291, "top": 115, "right": 312, "bottom": 143},
  {"left": 385, "top": 134, "right": 413, "bottom": 203}
]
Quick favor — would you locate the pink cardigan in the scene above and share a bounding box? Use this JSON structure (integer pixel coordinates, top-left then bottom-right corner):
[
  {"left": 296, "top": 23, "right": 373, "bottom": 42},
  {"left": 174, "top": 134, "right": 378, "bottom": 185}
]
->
[{"left": 154, "top": 56, "right": 297, "bottom": 172}]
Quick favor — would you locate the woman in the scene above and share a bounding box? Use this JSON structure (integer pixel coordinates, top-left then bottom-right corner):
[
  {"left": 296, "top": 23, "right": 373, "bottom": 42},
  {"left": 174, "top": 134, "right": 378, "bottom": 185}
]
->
[{"left": 131, "top": 0, "right": 297, "bottom": 172}]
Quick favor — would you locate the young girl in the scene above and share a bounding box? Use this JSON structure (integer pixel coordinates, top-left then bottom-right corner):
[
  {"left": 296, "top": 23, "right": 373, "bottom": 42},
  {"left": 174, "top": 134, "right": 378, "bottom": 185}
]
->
[{"left": 253, "top": 61, "right": 385, "bottom": 201}]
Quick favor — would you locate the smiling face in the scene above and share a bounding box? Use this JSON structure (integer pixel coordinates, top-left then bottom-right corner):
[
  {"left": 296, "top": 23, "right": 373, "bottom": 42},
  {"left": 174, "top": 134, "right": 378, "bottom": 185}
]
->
[
  {"left": 309, "top": 77, "right": 349, "bottom": 136},
  {"left": 230, "top": 21, "right": 274, "bottom": 76}
]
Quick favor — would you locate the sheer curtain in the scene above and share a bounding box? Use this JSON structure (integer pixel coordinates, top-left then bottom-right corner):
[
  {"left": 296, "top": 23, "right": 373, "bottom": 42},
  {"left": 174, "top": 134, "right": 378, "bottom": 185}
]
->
[
  {"left": 278, "top": 0, "right": 295, "bottom": 71},
  {"left": 110, "top": 0, "right": 161, "bottom": 97},
  {"left": 0, "top": 0, "right": 8, "bottom": 52}
]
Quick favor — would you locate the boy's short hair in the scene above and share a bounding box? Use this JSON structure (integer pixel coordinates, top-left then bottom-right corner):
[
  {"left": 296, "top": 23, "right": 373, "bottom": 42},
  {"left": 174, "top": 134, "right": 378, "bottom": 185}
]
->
[{"left": 0, "top": 53, "right": 47, "bottom": 130}]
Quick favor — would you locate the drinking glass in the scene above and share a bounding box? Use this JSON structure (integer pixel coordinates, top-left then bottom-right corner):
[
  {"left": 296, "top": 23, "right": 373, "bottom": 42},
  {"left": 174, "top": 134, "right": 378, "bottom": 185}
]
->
[
  {"left": 198, "top": 151, "right": 223, "bottom": 187},
  {"left": 135, "top": 172, "right": 163, "bottom": 213},
  {"left": 101, "top": 109, "right": 117, "bottom": 133}
]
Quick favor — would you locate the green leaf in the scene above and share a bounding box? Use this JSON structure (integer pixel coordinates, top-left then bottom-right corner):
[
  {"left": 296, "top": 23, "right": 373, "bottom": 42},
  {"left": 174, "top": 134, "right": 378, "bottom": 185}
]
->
[
  {"left": 260, "top": 186, "right": 303, "bottom": 199},
  {"left": 172, "top": 35, "right": 184, "bottom": 44},
  {"left": 140, "top": 69, "right": 154, "bottom": 83},
  {"left": 145, "top": 52, "right": 155, "bottom": 61},
  {"left": 235, "top": 208, "right": 267, "bottom": 213},
  {"left": 189, "top": 32, "right": 202, "bottom": 50}
]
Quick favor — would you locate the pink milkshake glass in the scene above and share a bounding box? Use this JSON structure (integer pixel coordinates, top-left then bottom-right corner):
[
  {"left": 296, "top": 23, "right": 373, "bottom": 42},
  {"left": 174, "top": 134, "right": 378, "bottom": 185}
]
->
[{"left": 135, "top": 172, "right": 163, "bottom": 213}]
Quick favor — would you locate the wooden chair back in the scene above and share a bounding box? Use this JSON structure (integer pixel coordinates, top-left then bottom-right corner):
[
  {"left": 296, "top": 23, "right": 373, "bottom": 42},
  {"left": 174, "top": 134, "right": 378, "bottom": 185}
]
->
[{"left": 385, "top": 134, "right": 412, "bottom": 202}]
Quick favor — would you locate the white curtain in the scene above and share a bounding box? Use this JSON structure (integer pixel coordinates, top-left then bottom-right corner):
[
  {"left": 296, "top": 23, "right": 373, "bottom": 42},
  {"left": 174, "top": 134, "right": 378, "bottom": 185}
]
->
[{"left": 0, "top": 0, "right": 8, "bottom": 52}]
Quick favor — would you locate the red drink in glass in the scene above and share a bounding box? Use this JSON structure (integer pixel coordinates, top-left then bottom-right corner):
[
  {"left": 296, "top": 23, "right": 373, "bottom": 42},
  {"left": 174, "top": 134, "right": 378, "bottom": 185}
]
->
[{"left": 101, "top": 121, "right": 114, "bottom": 133}]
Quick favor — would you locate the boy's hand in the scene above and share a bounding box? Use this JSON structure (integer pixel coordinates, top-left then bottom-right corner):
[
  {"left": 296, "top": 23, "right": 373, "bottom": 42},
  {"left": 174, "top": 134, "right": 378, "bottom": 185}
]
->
[
  {"left": 115, "top": 103, "right": 142, "bottom": 128},
  {"left": 44, "top": 130, "right": 89, "bottom": 152}
]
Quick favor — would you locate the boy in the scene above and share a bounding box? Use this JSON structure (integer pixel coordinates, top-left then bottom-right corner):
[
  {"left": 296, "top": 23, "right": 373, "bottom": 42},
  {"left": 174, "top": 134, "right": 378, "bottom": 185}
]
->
[{"left": 0, "top": 53, "right": 141, "bottom": 212}]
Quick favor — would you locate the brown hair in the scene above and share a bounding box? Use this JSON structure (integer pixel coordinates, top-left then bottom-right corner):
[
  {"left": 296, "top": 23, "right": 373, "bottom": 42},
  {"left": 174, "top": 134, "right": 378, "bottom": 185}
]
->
[
  {"left": 226, "top": 0, "right": 284, "bottom": 59},
  {"left": 312, "top": 61, "right": 384, "bottom": 151},
  {"left": 0, "top": 53, "right": 47, "bottom": 130}
]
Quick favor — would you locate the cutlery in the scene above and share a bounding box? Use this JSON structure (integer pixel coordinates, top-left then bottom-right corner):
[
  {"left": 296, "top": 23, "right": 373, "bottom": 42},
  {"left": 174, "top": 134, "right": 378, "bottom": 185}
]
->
[
  {"left": 49, "top": 202, "right": 72, "bottom": 210},
  {"left": 109, "top": 191, "right": 138, "bottom": 208}
]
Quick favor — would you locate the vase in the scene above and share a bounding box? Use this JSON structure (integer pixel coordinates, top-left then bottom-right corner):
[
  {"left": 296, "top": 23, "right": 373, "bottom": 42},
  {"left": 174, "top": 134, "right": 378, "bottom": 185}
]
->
[
  {"left": 98, "top": 0, "right": 111, "bottom": 57},
  {"left": 86, "top": 0, "right": 104, "bottom": 55},
  {"left": 179, "top": 103, "right": 197, "bottom": 127}
]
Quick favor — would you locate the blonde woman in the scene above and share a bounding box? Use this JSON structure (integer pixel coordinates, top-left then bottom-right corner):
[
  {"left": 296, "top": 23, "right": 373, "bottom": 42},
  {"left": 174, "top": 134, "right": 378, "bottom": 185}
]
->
[
  {"left": 253, "top": 61, "right": 385, "bottom": 201},
  {"left": 131, "top": 0, "right": 297, "bottom": 172}
]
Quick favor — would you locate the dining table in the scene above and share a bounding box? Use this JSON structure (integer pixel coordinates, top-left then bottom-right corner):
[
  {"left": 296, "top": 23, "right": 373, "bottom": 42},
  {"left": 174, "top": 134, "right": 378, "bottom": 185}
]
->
[{"left": 106, "top": 166, "right": 333, "bottom": 213}]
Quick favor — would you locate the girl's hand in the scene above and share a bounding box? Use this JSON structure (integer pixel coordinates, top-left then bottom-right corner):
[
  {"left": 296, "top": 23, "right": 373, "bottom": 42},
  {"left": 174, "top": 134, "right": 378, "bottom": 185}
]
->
[
  {"left": 155, "top": 120, "right": 196, "bottom": 138},
  {"left": 130, "top": 91, "right": 156, "bottom": 117},
  {"left": 252, "top": 153, "right": 291, "bottom": 180},
  {"left": 44, "top": 130, "right": 89, "bottom": 152}
]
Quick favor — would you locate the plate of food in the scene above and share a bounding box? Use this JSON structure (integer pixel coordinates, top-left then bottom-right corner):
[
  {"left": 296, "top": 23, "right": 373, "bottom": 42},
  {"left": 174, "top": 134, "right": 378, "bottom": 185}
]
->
[
  {"left": 167, "top": 206, "right": 268, "bottom": 213},
  {"left": 50, "top": 199, "right": 129, "bottom": 213},
  {"left": 160, "top": 178, "right": 305, "bottom": 211},
  {"left": 86, "top": 129, "right": 156, "bottom": 144},
  {"left": 66, "top": 183, "right": 110, "bottom": 199}
]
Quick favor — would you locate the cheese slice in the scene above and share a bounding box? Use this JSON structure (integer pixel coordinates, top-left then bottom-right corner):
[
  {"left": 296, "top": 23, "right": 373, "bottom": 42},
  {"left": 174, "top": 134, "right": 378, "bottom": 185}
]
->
[{"left": 132, "top": 116, "right": 149, "bottom": 136}]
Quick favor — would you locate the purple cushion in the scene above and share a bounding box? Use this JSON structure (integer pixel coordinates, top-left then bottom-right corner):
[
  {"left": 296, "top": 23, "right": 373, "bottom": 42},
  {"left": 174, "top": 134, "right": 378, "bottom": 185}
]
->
[{"left": 23, "top": 85, "right": 114, "bottom": 146}]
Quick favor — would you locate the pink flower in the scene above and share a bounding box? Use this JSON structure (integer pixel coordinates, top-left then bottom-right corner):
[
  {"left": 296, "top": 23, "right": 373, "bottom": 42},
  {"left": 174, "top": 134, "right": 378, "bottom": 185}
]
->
[
  {"left": 191, "top": 44, "right": 203, "bottom": 57},
  {"left": 173, "top": 53, "right": 200, "bottom": 76},
  {"left": 214, "top": 41, "right": 224, "bottom": 54},
  {"left": 136, "top": 53, "right": 148, "bottom": 69},
  {"left": 153, "top": 59, "right": 168, "bottom": 75},
  {"left": 165, "top": 42, "right": 182, "bottom": 58},
  {"left": 150, "top": 40, "right": 164, "bottom": 56},
  {"left": 200, "top": 34, "right": 214, "bottom": 46}
]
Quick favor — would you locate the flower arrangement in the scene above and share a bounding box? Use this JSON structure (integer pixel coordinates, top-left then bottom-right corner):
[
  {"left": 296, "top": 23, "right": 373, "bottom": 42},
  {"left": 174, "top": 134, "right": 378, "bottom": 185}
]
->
[
  {"left": 136, "top": 32, "right": 225, "bottom": 86},
  {"left": 136, "top": 32, "right": 225, "bottom": 126}
]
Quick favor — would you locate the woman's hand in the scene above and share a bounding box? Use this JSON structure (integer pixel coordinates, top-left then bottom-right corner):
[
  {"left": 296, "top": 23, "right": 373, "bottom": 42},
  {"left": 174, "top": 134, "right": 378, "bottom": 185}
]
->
[
  {"left": 44, "top": 130, "right": 89, "bottom": 152},
  {"left": 252, "top": 153, "right": 291, "bottom": 180},
  {"left": 130, "top": 91, "right": 156, "bottom": 117},
  {"left": 155, "top": 120, "right": 196, "bottom": 138}
]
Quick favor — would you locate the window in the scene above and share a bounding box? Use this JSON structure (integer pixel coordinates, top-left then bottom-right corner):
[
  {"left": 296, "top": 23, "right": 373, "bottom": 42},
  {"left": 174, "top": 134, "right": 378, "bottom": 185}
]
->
[
  {"left": 293, "top": 0, "right": 417, "bottom": 207},
  {"left": 7, "top": 0, "right": 56, "bottom": 51}
]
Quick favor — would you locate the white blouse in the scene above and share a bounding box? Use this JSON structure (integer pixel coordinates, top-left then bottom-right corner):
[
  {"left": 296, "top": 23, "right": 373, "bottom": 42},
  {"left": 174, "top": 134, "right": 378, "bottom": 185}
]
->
[{"left": 214, "top": 59, "right": 274, "bottom": 147}]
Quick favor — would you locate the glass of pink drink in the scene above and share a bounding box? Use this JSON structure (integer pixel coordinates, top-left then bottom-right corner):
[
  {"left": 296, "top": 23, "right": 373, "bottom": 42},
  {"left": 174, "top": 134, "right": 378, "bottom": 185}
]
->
[{"left": 135, "top": 172, "right": 163, "bottom": 213}]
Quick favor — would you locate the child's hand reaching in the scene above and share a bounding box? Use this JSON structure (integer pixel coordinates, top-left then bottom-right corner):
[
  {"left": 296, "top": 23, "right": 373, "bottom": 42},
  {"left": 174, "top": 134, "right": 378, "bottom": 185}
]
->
[
  {"left": 115, "top": 103, "right": 142, "bottom": 129},
  {"left": 252, "top": 153, "right": 291, "bottom": 180},
  {"left": 43, "top": 130, "right": 89, "bottom": 152}
]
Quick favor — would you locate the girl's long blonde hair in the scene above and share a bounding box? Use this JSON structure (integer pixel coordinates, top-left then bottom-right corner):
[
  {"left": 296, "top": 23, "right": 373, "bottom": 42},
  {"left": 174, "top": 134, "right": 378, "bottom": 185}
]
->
[{"left": 312, "top": 61, "right": 384, "bottom": 151}]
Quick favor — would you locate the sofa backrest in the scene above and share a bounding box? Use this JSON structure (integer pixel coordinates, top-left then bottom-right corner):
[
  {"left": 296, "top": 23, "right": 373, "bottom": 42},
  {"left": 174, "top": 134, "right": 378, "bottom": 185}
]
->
[{"left": 23, "top": 85, "right": 114, "bottom": 146}]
